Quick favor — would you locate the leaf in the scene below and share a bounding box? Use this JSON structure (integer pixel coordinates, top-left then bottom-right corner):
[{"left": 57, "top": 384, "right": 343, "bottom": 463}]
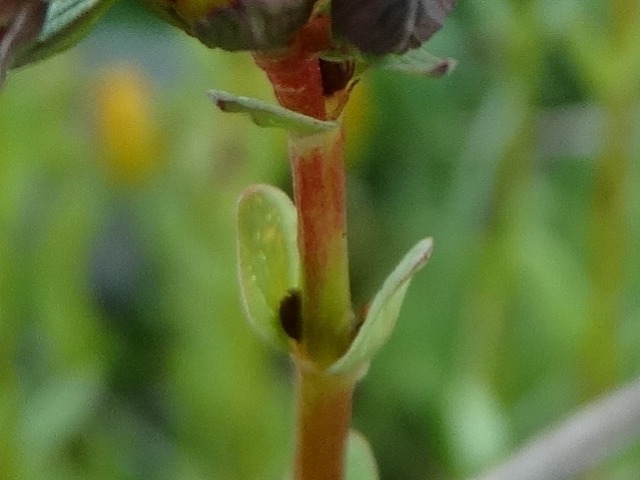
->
[
  {"left": 346, "top": 431, "right": 379, "bottom": 480},
  {"left": 208, "top": 90, "right": 338, "bottom": 134},
  {"left": 0, "top": 2, "right": 46, "bottom": 86},
  {"left": 375, "top": 48, "right": 457, "bottom": 78},
  {"left": 191, "top": 0, "right": 316, "bottom": 51},
  {"left": 13, "top": 0, "right": 116, "bottom": 68},
  {"left": 329, "top": 238, "right": 433, "bottom": 375},
  {"left": 237, "top": 184, "right": 300, "bottom": 349},
  {"left": 39, "top": 0, "right": 102, "bottom": 40},
  {"left": 332, "top": 0, "right": 457, "bottom": 55}
]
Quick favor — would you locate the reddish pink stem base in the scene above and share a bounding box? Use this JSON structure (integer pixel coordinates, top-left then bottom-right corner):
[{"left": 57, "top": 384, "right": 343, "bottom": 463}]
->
[{"left": 293, "top": 366, "right": 354, "bottom": 480}]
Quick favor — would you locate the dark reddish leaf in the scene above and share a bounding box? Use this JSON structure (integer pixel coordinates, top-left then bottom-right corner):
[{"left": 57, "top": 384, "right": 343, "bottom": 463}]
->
[
  {"left": 331, "top": 0, "right": 456, "bottom": 55},
  {"left": 0, "top": 0, "right": 46, "bottom": 85},
  {"left": 192, "top": 0, "right": 316, "bottom": 51}
]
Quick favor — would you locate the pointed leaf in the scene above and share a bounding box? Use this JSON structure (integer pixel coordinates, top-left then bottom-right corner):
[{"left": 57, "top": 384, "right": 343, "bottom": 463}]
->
[
  {"left": 346, "top": 431, "right": 379, "bottom": 480},
  {"left": 237, "top": 184, "right": 299, "bottom": 349},
  {"left": 40, "top": 0, "right": 105, "bottom": 40},
  {"left": 329, "top": 238, "right": 433, "bottom": 375},
  {"left": 375, "top": 48, "right": 456, "bottom": 78},
  {"left": 208, "top": 90, "right": 338, "bottom": 134},
  {"left": 13, "top": 0, "right": 116, "bottom": 68}
]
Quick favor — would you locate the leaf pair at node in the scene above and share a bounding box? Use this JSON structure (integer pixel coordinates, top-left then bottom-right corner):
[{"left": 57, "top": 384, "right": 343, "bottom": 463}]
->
[{"left": 236, "top": 184, "right": 433, "bottom": 376}]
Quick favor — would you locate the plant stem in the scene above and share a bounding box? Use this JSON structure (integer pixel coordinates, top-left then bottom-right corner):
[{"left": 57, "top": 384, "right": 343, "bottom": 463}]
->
[
  {"left": 583, "top": 97, "right": 633, "bottom": 397},
  {"left": 254, "top": 15, "right": 356, "bottom": 479},
  {"left": 0, "top": 339, "right": 20, "bottom": 479},
  {"left": 581, "top": 0, "right": 637, "bottom": 399},
  {"left": 252, "top": 16, "right": 329, "bottom": 120},
  {"left": 473, "top": 376, "right": 640, "bottom": 480},
  {"left": 253, "top": 16, "right": 354, "bottom": 365},
  {"left": 288, "top": 128, "right": 353, "bottom": 364},
  {"left": 293, "top": 364, "right": 355, "bottom": 480}
]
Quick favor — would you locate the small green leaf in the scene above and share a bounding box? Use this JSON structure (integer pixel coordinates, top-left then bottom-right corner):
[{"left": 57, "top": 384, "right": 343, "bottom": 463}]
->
[
  {"left": 346, "top": 431, "right": 379, "bottom": 480},
  {"left": 208, "top": 90, "right": 338, "bottom": 134},
  {"left": 374, "top": 48, "right": 456, "bottom": 78},
  {"left": 237, "top": 184, "right": 300, "bottom": 349},
  {"left": 40, "top": 0, "right": 104, "bottom": 40},
  {"left": 329, "top": 238, "right": 433, "bottom": 375}
]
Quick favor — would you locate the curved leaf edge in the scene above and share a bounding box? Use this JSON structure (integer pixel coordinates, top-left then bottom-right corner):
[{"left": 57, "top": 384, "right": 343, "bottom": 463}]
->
[
  {"left": 236, "top": 183, "right": 300, "bottom": 350},
  {"left": 208, "top": 90, "right": 338, "bottom": 134},
  {"left": 329, "top": 237, "right": 433, "bottom": 375},
  {"left": 346, "top": 430, "right": 380, "bottom": 480}
]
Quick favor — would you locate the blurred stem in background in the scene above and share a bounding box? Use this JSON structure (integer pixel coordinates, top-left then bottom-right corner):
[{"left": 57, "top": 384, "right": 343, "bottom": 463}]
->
[
  {"left": 455, "top": 0, "right": 541, "bottom": 446},
  {"left": 0, "top": 310, "right": 20, "bottom": 479},
  {"left": 579, "top": 0, "right": 639, "bottom": 400},
  {"left": 0, "top": 80, "right": 23, "bottom": 480},
  {"left": 584, "top": 96, "right": 632, "bottom": 398}
]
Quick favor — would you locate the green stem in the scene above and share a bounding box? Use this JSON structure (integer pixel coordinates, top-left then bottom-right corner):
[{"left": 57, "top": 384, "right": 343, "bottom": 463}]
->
[
  {"left": 253, "top": 15, "right": 354, "bottom": 365},
  {"left": 581, "top": 0, "right": 637, "bottom": 399},
  {"left": 289, "top": 128, "right": 353, "bottom": 365},
  {"left": 456, "top": 6, "right": 540, "bottom": 388}
]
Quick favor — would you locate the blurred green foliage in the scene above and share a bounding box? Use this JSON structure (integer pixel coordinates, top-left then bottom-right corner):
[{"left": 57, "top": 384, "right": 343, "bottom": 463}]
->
[{"left": 2, "top": 1, "right": 640, "bottom": 479}]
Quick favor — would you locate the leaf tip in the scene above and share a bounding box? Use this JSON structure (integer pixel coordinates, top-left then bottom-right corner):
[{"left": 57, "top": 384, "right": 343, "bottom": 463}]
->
[{"left": 427, "top": 58, "right": 457, "bottom": 78}]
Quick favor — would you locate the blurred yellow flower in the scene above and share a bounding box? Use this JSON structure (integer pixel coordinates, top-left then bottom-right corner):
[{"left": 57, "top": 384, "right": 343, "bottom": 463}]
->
[{"left": 94, "top": 65, "right": 161, "bottom": 186}]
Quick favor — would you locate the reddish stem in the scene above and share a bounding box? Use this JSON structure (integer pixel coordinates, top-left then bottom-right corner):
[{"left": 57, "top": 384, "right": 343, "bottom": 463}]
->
[
  {"left": 293, "top": 365, "right": 355, "bottom": 480},
  {"left": 288, "top": 129, "right": 353, "bottom": 363},
  {"left": 252, "top": 15, "right": 331, "bottom": 120},
  {"left": 253, "top": 15, "right": 353, "bottom": 363},
  {"left": 254, "top": 15, "right": 356, "bottom": 479}
]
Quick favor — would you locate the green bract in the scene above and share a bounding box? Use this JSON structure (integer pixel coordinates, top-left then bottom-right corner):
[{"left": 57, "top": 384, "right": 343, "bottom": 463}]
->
[
  {"left": 375, "top": 46, "right": 457, "bottom": 78},
  {"left": 329, "top": 238, "right": 433, "bottom": 375},
  {"left": 208, "top": 90, "right": 338, "bottom": 134},
  {"left": 346, "top": 431, "right": 379, "bottom": 480},
  {"left": 236, "top": 184, "right": 300, "bottom": 349}
]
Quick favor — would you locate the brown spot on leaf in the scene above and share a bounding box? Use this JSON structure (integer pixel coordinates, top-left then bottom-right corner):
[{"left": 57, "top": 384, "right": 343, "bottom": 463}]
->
[{"left": 279, "top": 289, "right": 303, "bottom": 341}]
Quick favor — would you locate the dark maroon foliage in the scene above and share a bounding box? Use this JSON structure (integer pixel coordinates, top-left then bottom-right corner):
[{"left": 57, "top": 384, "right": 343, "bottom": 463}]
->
[{"left": 331, "top": 0, "right": 456, "bottom": 55}]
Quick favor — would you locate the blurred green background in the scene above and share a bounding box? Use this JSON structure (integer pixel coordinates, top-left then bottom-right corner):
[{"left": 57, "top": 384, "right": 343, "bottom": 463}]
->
[{"left": 2, "top": 1, "right": 640, "bottom": 479}]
